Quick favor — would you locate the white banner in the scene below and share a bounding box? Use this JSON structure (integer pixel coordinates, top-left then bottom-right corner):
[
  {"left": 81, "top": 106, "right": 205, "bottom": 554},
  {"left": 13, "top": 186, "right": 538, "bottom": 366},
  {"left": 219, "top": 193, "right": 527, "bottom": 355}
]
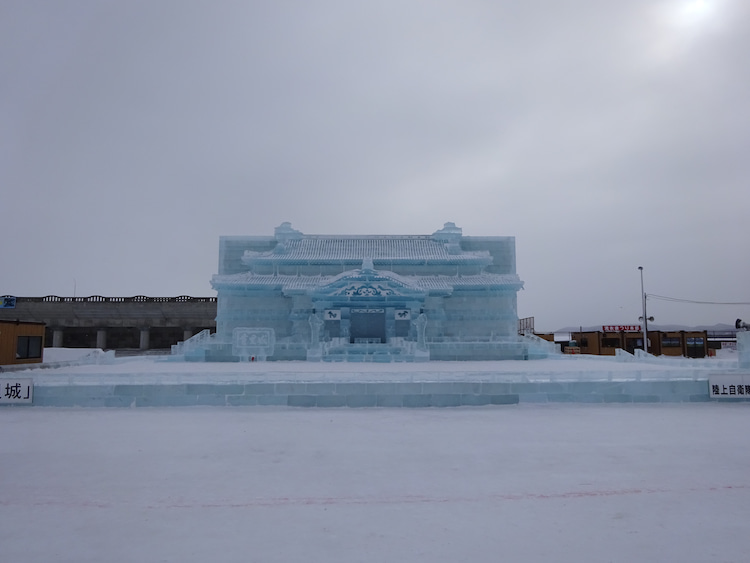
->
[
  {"left": 709, "top": 374, "right": 750, "bottom": 398},
  {"left": 602, "top": 325, "right": 641, "bottom": 332},
  {"left": 1, "top": 378, "right": 33, "bottom": 404}
]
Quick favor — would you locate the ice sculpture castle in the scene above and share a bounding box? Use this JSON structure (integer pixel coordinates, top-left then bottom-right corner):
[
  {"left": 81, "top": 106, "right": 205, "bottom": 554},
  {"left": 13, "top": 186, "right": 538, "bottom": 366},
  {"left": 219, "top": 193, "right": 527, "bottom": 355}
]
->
[{"left": 173, "top": 222, "right": 554, "bottom": 361}]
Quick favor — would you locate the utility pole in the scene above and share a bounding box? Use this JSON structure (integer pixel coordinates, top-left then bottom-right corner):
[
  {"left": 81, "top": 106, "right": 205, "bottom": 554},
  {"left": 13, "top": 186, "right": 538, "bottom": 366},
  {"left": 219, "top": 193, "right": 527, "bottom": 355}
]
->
[{"left": 638, "top": 266, "right": 648, "bottom": 353}]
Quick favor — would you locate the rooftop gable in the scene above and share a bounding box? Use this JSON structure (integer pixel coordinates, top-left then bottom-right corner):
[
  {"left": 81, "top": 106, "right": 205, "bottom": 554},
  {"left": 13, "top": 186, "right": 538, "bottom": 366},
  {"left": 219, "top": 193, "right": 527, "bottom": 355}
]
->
[{"left": 311, "top": 262, "right": 427, "bottom": 298}]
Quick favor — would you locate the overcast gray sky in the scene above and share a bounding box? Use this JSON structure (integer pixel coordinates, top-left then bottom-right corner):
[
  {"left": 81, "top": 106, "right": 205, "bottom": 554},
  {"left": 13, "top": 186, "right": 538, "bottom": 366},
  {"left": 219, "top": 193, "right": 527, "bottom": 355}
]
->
[{"left": 2, "top": 0, "right": 749, "bottom": 331}]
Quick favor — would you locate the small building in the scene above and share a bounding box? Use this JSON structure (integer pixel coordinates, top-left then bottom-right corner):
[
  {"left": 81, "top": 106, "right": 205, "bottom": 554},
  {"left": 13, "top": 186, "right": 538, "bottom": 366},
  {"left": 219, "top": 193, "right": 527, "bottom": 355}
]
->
[
  {"left": 0, "top": 319, "right": 45, "bottom": 366},
  {"left": 538, "top": 326, "right": 709, "bottom": 358}
]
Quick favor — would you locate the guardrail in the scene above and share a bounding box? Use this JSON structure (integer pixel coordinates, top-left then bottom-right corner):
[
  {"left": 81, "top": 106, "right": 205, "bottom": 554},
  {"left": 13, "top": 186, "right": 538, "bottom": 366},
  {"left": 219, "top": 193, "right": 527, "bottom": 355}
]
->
[{"left": 2, "top": 295, "right": 217, "bottom": 304}]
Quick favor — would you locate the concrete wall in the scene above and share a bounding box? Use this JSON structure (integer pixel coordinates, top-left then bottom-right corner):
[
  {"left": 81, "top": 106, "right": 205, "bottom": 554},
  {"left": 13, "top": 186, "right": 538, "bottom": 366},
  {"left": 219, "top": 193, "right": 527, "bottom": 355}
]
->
[{"left": 0, "top": 296, "right": 217, "bottom": 350}]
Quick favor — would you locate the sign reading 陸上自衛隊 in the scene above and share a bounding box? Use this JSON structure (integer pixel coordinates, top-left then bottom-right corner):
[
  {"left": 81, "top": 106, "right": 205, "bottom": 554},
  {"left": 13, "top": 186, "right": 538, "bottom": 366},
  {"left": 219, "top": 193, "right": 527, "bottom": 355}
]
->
[
  {"left": 602, "top": 325, "right": 642, "bottom": 332},
  {"left": 709, "top": 374, "right": 750, "bottom": 399},
  {"left": 0, "top": 379, "right": 33, "bottom": 404}
]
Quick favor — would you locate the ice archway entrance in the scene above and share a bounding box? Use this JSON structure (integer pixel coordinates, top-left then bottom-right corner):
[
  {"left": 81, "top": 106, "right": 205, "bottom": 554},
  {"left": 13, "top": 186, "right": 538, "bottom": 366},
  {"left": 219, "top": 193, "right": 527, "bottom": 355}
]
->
[
  {"left": 350, "top": 309, "right": 386, "bottom": 344},
  {"left": 307, "top": 264, "right": 429, "bottom": 361}
]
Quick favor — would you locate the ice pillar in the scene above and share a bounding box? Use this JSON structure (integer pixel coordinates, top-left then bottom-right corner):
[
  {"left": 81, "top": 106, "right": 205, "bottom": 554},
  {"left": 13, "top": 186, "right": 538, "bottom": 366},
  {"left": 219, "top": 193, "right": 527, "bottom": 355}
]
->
[{"left": 738, "top": 331, "right": 750, "bottom": 370}]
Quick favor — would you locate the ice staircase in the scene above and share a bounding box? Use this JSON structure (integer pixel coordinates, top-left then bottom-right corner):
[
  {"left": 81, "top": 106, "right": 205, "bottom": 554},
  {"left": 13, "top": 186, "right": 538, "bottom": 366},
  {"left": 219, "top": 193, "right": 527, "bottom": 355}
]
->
[{"left": 314, "top": 338, "right": 428, "bottom": 362}]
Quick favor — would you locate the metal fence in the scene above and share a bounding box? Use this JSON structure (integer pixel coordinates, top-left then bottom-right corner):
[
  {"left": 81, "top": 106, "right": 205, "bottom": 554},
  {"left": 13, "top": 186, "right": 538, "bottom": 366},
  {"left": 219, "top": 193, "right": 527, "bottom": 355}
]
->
[{"left": 2, "top": 295, "right": 217, "bottom": 304}]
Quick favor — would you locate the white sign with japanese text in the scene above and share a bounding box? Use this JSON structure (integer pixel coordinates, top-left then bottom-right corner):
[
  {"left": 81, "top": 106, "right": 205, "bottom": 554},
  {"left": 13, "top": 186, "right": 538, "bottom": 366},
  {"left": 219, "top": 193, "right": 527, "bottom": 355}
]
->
[
  {"left": 602, "top": 325, "right": 642, "bottom": 333},
  {"left": 1, "top": 378, "right": 33, "bottom": 404},
  {"left": 709, "top": 374, "right": 750, "bottom": 399},
  {"left": 231, "top": 327, "right": 275, "bottom": 360}
]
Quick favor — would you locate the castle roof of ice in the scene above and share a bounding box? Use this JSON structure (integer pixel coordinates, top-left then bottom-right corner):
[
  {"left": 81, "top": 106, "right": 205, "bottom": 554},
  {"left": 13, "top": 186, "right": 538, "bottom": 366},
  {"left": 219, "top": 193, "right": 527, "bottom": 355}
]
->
[
  {"left": 212, "top": 222, "right": 523, "bottom": 293},
  {"left": 244, "top": 238, "right": 491, "bottom": 263},
  {"left": 239, "top": 222, "right": 493, "bottom": 266}
]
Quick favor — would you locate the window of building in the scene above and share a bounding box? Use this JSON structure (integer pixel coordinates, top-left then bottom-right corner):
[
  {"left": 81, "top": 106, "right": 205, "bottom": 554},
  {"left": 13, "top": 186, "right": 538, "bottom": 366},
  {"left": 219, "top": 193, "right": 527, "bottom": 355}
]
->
[
  {"left": 662, "top": 337, "right": 681, "bottom": 347},
  {"left": 16, "top": 336, "right": 43, "bottom": 359},
  {"left": 602, "top": 338, "right": 620, "bottom": 347},
  {"left": 686, "top": 336, "right": 706, "bottom": 358}
]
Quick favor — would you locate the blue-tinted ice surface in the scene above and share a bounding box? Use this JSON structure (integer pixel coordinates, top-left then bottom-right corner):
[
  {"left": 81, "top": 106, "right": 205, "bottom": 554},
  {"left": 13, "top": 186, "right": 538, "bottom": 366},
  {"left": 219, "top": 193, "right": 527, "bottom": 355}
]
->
[
  {"left": 175, "top": 222, "right": 554, "bottom": 362},
  {"left": 17, "top": 349, "right": 746, "bottom": 407}
]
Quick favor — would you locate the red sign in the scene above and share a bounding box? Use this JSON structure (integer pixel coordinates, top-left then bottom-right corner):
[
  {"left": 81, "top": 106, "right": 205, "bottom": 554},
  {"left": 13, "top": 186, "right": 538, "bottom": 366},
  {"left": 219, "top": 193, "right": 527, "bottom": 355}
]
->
[{"left": 602, "top": 325, "right": 641, "bottom": 332}]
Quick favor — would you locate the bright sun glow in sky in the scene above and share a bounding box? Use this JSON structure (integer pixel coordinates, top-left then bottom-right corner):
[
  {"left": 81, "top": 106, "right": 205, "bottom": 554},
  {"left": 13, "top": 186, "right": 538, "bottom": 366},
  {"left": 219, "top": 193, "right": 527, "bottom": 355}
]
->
[
  {"left": 678, "top": 0, "right": 714, "bottom": 25},
  {"left": 647, "top": 0, "right": 723, "bottom": 62}
]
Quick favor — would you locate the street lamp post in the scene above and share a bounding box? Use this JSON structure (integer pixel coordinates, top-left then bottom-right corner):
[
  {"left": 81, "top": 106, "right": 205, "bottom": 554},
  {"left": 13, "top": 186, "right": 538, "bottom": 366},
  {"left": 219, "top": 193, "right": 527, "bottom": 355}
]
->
[{"left": 638, "top": 266, "right": 648, "bottom": 353}]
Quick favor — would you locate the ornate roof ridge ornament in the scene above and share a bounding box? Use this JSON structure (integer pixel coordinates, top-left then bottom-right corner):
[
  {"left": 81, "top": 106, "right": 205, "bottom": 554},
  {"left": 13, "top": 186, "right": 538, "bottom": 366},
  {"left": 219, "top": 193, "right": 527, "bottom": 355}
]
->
[
  {"left": 431, "top": 222, "right": 462, "bottom": 242},
  {"left": 432, "top": 222, "right": 463, "bottom": 255},
  {"left": 274, "top": 222, "right": 303, "bottom": 244}
]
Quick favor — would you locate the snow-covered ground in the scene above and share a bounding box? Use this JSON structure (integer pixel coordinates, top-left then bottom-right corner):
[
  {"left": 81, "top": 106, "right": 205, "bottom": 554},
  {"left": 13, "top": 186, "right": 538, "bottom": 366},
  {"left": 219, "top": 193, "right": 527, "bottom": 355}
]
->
[
  {"left": 2, "top": 404, "right": 749, "bottom": 562},
  {"left": 42, "top": 348, "right": 107, "bottom": 363}
]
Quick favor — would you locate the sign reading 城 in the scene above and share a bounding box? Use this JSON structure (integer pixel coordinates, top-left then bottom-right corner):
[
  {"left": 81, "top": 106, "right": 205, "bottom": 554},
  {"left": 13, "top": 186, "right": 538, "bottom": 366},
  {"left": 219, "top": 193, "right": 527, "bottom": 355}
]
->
[
  {"left": 0, "top": 379, "right": 33, "bottom": 404},
  {"left": 0, "top": 296, "right": 16, "bottom": 309},
  {"left": 602, "top": 325, "right": 642, "bottom": 332}
]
